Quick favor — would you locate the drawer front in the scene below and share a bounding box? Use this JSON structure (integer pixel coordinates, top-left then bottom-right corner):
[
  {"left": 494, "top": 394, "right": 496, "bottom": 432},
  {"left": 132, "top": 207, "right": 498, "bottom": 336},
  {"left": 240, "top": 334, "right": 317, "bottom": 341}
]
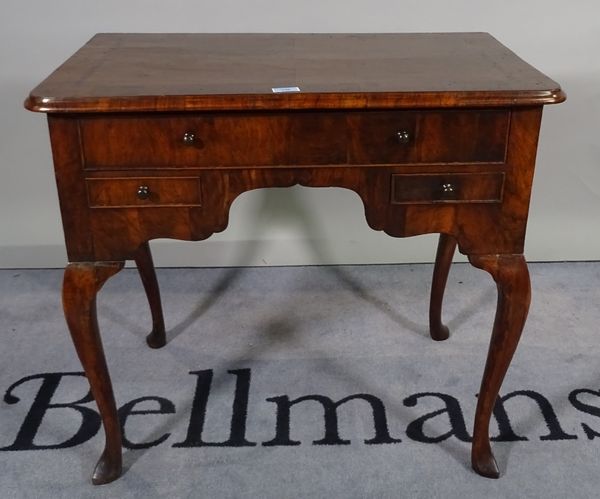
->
[
  {"left": 80, "top": 113, "right": 346, "bottom": 169},
  {"left": 391, "top": 172, "right": 505, "bottom": 204},
  {"left": 86, "top": 177, "right": 201, "bottom": 208},
  {"left": 80, "top": 110, "right": 509, "bottom": 169},
  {"left": 349, "top": 110, "right": 509, "bottom": 165}
]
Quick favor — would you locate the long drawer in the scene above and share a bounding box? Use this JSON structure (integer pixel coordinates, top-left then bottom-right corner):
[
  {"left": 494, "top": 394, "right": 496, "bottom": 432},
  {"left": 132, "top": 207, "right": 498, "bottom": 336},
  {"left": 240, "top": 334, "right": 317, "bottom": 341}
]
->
[{"left": 79, "top": 110, "right": 509, "bottom": 169}]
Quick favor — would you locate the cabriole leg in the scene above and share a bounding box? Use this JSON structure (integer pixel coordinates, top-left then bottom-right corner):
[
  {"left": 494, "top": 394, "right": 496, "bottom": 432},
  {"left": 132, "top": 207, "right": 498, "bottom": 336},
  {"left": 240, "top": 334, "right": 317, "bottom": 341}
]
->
[
  {"left": 468, "top": 254, "right": 530, "bottom": 478},
  {"left": 133, "top": 242, "right": 167, "bottom": 348},
  {"left": 62, "top": 261, "right": 125, "bottom": 485},
  {"left": 429, "top": 233, "right": 457, "bottom": 341}
]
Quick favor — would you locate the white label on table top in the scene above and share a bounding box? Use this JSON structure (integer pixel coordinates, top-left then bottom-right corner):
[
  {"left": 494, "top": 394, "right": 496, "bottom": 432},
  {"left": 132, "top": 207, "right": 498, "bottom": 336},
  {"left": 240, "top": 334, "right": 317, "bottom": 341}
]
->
[{"left": 271, "top": 86, "right": 301, "bottom": 93}]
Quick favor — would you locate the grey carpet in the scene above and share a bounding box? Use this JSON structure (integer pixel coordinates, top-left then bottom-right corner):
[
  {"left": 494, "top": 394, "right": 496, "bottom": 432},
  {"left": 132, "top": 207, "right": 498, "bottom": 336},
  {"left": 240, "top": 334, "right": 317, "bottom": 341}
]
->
[{"left": 1, "top": 262, "right": 599, "bottom": 498}]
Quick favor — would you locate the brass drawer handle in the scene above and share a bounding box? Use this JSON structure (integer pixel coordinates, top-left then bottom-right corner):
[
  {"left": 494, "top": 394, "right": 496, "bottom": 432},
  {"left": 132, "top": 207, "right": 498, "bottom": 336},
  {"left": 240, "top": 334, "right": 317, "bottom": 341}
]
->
[
  {"left": 137, "top": 185, "right": 150, "bottom": 200},
  {"left": 397, "top": 130, "right": 410, "bottom": 144},
  {"left": 440, "top": 182, "right": 457, "bottom": 200},
  {"left": 182, "top": 131, "right": 196, "bottom": 145}
]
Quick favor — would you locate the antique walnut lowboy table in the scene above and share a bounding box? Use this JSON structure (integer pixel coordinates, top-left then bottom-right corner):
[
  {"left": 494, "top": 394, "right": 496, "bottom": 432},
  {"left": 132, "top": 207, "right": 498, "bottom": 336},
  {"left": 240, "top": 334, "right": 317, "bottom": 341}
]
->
[{"left": 25, "top": 33, "right": 564, "bottom": 484}]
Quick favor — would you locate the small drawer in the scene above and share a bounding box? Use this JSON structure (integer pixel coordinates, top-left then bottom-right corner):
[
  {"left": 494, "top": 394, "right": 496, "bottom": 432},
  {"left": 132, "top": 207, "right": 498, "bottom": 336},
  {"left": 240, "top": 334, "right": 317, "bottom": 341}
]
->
[
  {"left": 86, "top": 177, "right": 201, "bottom": 208},
  {"left": 349, "top": 110, "right": 509, "bottom": 165},
  {"left": 391, "top": 172, "right": 504, "bottom": 204}
]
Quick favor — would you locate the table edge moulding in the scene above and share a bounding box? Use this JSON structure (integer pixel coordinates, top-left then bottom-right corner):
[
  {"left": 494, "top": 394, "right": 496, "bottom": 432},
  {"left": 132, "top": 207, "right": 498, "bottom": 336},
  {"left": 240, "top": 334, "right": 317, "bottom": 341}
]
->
[{"left": 24, "top": 32, "right": 565, "bottom": 485}]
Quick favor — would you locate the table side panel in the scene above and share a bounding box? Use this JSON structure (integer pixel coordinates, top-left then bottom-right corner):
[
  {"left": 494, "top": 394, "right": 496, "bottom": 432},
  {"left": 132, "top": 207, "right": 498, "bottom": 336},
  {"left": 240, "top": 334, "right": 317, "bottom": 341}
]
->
[{"left": 48, "top": 115, "right": 95, "bottom": 261}]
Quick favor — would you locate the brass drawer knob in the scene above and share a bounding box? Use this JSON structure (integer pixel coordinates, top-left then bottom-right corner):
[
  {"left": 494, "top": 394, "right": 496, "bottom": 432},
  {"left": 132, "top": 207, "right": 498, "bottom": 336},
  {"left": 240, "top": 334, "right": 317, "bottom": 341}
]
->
[
  {"left": 397, "top": 130, "right": 410, "bottom": 144},
  {"left": 137, "top": 185, "right": 150, "bottom": 200},
  {"left": 440, "top": 182, "right": 457, "bottom": 199},
  {"left": 182, "top": 131, "right": 196, "bottom": 145}
]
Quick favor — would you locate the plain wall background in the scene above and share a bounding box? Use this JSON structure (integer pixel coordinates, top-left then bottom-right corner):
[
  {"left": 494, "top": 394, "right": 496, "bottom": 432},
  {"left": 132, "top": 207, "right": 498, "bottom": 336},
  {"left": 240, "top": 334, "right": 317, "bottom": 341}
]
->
[{"left": 1, "top": 0, "right": 598, "bottom": 268}]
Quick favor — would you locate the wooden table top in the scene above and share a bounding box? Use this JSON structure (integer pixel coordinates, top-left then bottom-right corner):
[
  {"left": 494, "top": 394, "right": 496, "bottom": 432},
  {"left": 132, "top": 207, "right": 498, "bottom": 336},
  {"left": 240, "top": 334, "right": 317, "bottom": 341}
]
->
[{"left": 25, "top": 33, "right": 565, "bottom": 113}]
